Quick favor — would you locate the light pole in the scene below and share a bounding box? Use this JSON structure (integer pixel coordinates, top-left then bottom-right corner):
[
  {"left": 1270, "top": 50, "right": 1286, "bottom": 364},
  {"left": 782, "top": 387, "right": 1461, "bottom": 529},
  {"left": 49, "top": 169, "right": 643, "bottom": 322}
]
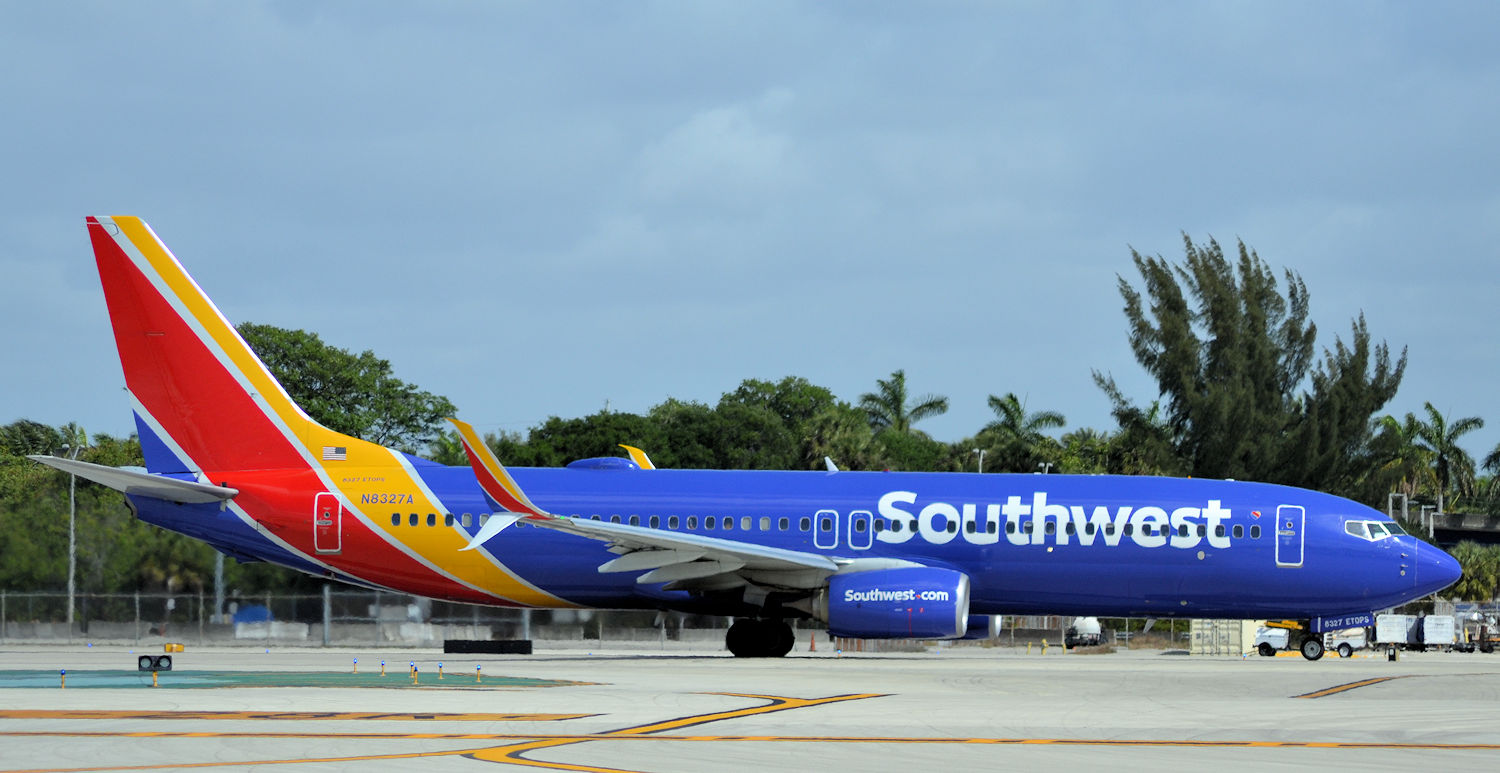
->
[
  {"left": 973, "top": 448, "right": 985, "bottom": 474},
  {"left": 62, "top": 440, "right": 84, "bottom": 629},
  {"left": 1037, "top": 462, "right": 1054, "bottom": 475}
]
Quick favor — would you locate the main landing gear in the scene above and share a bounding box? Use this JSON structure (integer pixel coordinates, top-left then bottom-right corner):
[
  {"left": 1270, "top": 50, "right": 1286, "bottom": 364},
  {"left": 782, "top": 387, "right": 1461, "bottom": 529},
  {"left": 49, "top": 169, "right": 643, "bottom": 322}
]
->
[{"left": 726, "top": 618, "right": 795, "bottom": 658}]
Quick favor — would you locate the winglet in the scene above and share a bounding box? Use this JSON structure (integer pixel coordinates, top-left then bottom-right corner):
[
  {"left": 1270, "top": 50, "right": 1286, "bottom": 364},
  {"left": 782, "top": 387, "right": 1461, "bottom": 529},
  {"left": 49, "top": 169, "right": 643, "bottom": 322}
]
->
[
  {"left": 447, "top": 418, "right": 550, "bottom": 551},
  {"left": 619, "top": 444, "right": 656, "bottom": 470}
]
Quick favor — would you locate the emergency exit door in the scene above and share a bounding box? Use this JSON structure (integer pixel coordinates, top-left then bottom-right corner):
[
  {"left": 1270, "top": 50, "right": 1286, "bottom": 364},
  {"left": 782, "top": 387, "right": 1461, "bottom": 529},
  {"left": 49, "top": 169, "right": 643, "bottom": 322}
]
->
[
  {"left": 1275, "top": 504, "right": 1304, "bottom": 568},
  {"left": 313, "top": 493, "right": 343, "bottom": 554}
]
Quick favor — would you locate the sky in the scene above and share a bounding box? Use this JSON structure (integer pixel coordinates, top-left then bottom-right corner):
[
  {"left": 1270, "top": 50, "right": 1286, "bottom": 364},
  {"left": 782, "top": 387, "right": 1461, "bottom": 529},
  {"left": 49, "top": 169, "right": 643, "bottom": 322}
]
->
[{"left": 2, "top": 1, "right": 1498, "bottom": 467}]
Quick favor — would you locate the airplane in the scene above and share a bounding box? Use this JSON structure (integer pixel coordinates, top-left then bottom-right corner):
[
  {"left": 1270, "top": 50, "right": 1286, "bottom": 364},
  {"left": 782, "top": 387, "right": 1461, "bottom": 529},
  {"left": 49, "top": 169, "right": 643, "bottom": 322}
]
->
[{"left": 30, "top": 216, "right": 1461, "bottom": 660}]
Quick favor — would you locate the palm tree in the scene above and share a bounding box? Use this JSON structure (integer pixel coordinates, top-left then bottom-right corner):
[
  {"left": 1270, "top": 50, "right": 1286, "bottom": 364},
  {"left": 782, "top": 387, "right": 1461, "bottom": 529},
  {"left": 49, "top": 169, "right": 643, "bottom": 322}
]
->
[
  {"left": 1448, "top": 541, "right": 1500, "bottom": 602},
  {"left": 981, "top": 392, "right": 1066, "bottom": 472},
  {"left": 858, "top": 370, "right": 948, "bottom": 435},
  {"left": 1414, "top": 402, "right": 1484, "bottom": 511},
  {"left": 985, "top": 393, "right": 1066, "bottom": 444},
  {"left": 1484, "top": 441, "right": 1500, "bottom": 476},
  {"left": 1375, "top": 413, "right": 1436, "bottom": 499}
]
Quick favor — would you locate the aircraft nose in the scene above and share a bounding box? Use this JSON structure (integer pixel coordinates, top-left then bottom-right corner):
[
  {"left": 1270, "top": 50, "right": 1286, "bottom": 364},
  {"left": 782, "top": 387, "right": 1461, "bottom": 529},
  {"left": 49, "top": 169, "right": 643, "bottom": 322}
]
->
[{"left": 1416, "top": 543, "right": 1463, "bottom": 596}]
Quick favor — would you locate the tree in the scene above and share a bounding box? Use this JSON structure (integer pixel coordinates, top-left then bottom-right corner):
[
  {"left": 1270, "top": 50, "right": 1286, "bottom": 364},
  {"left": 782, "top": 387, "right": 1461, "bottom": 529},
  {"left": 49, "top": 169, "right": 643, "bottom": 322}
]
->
[
  {"left": 858, "top": 370, "right": 948, "bottom": 435},
  {"left": 1412, "top": 403, "right": 1484, "bottom": 509},
  {"left": 237, "top": 322, "right": 457, "bottom": 454},
  {"left": 1374, "top": 413, "right": 1436, "bottom": 499},
  {"left": 1448, "top": 541, "right": 1500, "bottom": 602},
  {"left": 800, "top": 404, "right": 883, "bottom": 471},
  {"left": 718, "top": 377, "right": 837, "bottom": 433},
  {"left": 979, "top": 392, "right": 1066, "bottom": 472},
  {"left": 1485, "top": 441, "right": 1500, "bottom": 477},
  {"left": 1058, "top": 428, "right": 1111, "bottom": 475},
  {"left": 1095, "top": 235, "right": 1405, "bottom": 492}
]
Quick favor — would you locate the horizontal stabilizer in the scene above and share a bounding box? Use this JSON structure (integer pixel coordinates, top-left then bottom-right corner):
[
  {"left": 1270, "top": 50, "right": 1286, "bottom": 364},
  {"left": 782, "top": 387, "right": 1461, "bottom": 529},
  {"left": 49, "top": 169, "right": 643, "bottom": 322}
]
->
[{"left": 28, "top": 455, "right": 238, "bottom": 504}]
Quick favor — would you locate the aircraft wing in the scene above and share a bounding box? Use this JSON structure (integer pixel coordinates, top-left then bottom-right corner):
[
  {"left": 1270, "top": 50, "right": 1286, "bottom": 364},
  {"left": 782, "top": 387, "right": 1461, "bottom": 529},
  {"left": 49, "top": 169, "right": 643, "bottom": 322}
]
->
[
  {"left": 448, "top": 418, "right": 878, "bottom": 592},
  {"left": 28, "top": 455, "right": 238, "bottom": 504}
]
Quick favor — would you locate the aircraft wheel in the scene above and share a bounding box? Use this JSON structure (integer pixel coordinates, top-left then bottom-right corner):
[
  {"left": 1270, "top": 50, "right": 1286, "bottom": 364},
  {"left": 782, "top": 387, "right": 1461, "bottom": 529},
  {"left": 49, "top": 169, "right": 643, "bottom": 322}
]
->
[
  {"left": 770, "top": 621, "right": 794, "bottom": 657},
  {"left": 1337, "top": 643, "right": 1352, "bottom": 659},
  {"left": 1300, "top": 637, "right": 1325, "bottom": 661},
  {"left": 726, "top": 619, "right": 759, "bottom": 657},
  {"left": 1481, "top": 642, "right": 1494, "bottom": 654},
  {"left": 1257, "top": 643, "right": 1276, "bottom": 657}
]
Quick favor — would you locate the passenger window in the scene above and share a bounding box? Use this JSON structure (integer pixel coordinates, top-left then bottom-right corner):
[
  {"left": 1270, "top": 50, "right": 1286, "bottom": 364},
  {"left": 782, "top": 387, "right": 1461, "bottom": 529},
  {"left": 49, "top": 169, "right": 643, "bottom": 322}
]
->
[
  {"left": 669, "top": 516, "right": 680, "bottom": 529},
  {"left": 1044, "top": 522, "right": 1056, "bottom": 535},
  {"left": 1123, "top": 524, "right": 1134, "bottom": 536},
  {"left": 1105, "top": 523, "right": 1115, "bottom": 535},
  {"left": 686, "top": 516, "right": 697, "bottom": 530},
  {"left": 723, "top": 516, "right": 734, "bottom": 530},
  {"left": 1233, "top": 524, "right": 1244, "bottom": 539},
  {"left": 874, "top": 520, "right": 885, "bottom": 532},
  {"left": 1085, "top": 523, "right": 1096, "bottom": 535},
  {"left": 742, "top": 516, "right": 752, "bottom": 531},
  {"left": 705, "top": 517, "right": 715, "bottom": 531},
  {"left": 629, "top": 515, "right": 640, "bottom": 526},
  {"left": 891, "top": 521, "right": 903, "bottom": 533},
  {"left": 799, "top": 517, "right": 810, "bottom": 531},
  {"left": 965, "top": 521, "right": 976, "bottom": 534},
  {"left": 408, "top": 513, "right": 418, "bottom": 526},
  {"left": 445, "top": 514, "right": 454, "bottom": 526},
  {"left": 427, "top": 513, "right": 436, "bottom": 527},
  {"left": 760, "top": 516, "right": 771, "bottom": 531},
  {"left": 820, "top": 516, "right": 832, "bottom": 532},
  {"left": 610, "top": 515, "right": 621, "bottom": 524},
  {"left": 987, "top": 522, "right": 997, "bottom": 534},
  {"left": 590, "top": 515, "right": 600, "bottom": 521},
  {"left": 650, "top": 515, "right": 660, "bottom": 528},
  {"left": 947, "top": 521, "right": 957, "bottom": 533},
  {"left": 778, "top": 517, "right": 789, "bottom": 531},
  {"left": 1250, "top": 525, "right": 1261, "bottom": 539},
  {"left": 480, "top": 514, "right": 489, "bottom": 526},
  {"left": 1177, "top": 524, "right": 1187, "bottom": 537},
  {"left": 1065, "top": 523, "right": 1076, "bottom": 535},
  {"left": 855, "top": 520, "right": 868, "bottom": 533},
  {"left": 390, "top": 513, "right": 400, "bottom": 526}
]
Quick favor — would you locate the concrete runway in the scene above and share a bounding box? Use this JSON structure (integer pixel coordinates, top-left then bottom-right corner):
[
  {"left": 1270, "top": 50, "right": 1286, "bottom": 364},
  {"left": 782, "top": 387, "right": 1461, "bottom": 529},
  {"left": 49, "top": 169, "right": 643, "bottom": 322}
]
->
[{"left": 1, "top": 643, "right": 1496, "bottom": 772}]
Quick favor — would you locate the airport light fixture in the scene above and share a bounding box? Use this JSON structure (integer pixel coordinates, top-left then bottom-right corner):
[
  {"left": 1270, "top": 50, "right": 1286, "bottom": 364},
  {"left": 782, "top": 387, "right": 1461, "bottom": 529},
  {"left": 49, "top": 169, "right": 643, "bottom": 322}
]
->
[
  {"left": 61, "top": 439, "right": 85, "bottom": 628},
  {"left": 1037, "top": 462, "right": 1054, "bottom": 475},
  {"left": 973, "top": 449, "right": 985, "bottom": 474}
]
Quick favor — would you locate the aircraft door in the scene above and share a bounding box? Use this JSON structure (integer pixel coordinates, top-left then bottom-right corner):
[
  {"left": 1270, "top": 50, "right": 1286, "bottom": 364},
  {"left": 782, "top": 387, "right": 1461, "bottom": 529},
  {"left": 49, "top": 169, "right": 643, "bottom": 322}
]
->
[
  {"left": 1275, "top": 504, "right": 1304, "bottom": 568},
  {"left": 313, "top": 493, "right": 343, "bottom": 554},
  {"left": 814, "top": 509, "right": 839, "bottom": 550},
  {"left": 848, "top": 509, "right": 873, "bottom": 550}
]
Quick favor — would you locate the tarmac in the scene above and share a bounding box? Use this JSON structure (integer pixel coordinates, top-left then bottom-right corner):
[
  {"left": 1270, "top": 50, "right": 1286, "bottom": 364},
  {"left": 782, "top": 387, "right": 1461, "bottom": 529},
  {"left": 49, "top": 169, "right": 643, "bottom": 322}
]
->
[{"left": 0, "top": 642, "right": 1497, "bottom": 772}]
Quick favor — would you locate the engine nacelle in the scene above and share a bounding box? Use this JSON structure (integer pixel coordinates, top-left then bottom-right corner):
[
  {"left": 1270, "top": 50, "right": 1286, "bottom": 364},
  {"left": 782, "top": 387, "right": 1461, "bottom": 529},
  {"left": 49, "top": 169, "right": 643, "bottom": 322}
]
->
[
  {"left": 961, "top": 614, "right": 999, "bottom": 640},
  {"left": 817, "top": 567, "right": 971, "bottom": 639}
]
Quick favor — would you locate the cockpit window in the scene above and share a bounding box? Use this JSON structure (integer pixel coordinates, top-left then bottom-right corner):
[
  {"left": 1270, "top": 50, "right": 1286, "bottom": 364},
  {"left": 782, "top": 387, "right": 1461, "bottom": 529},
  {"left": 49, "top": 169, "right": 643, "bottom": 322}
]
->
[{"left": 1344, "top": 519, "right": 1399, "bottom": 541}]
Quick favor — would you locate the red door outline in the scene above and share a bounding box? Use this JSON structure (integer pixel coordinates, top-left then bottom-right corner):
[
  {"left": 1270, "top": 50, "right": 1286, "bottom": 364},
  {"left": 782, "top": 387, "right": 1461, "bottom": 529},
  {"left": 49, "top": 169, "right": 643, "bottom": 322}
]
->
[{"left": 313, "top": 493, "right": 342, "bottom": 554}]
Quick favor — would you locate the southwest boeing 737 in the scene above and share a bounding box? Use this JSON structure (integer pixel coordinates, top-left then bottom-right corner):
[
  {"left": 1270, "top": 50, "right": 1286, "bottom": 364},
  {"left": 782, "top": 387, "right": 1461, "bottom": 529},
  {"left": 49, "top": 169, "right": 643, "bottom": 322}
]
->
[{"left": 31, "top": 216, "right": 1461, "bottom": 660}]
